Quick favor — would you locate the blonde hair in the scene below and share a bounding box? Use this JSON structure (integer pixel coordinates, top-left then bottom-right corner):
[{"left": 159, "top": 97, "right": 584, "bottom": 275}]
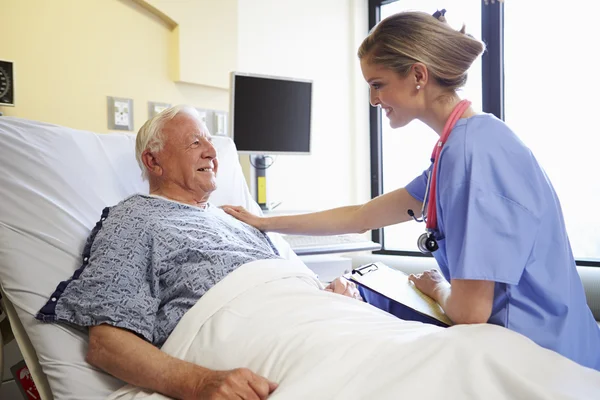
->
[
  {"left": 135, "top": 105, "right": 204, "bottom": 180},
  {"left": 358, "top": 11, "right": 485, "bottom": 91}
]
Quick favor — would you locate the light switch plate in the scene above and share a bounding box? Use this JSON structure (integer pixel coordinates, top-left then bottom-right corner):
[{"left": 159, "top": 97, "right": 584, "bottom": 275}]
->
[
  {"left": 107, "top": 96, "right": 134, "bottom": 131},
  {"left": 195, "top": 108, "right": 214, "bottom": 133},
  {"left": 148, "top": 101, "right": 171, "bottom": 118},
  {"left": 213, "top": 110, "right": 228, "bottom": 136}
]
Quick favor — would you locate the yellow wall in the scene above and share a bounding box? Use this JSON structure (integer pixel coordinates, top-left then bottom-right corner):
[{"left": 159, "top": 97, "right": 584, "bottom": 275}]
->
[
  {"left": 0, "top": 0, "right": 370, "bottom": 208},
  {"left": 236, "top": 0, "right": 370, "bottom": 210},
  {"left": 0, "top": 0, "right": 230, "bottom": 133},
  {"left": 139, "top": 0, "right": 237, "bottom": 89}
]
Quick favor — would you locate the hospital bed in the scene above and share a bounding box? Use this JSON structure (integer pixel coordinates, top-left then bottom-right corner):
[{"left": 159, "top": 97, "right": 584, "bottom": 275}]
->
[
  {"left": 1, "top": 117, "right": 599, "bottom": 400},
  {"left": 0, "top": 116, "right": 283, "bottom": 398}
]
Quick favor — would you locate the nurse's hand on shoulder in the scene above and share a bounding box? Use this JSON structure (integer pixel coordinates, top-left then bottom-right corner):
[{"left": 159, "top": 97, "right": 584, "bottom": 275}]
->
[
  {"left": 325, "top": 277, "right": 363, "bottom": 301},
  {"left": 408, "top": 269, "right": 450, "bottom": 300},
  {"left": 221, "top": 205, "right": 265, "bottom": 230}
]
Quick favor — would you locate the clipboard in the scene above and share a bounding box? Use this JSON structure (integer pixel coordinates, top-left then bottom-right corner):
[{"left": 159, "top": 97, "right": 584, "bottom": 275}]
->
[{"left": 346, "top": 262, "right": 452, "bottom": 327}]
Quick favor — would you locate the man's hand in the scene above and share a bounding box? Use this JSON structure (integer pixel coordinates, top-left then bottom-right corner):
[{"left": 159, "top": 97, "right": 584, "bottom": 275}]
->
[
  {"left": 408, "top": 269, "right": 450, "bottom": 302},
  {"left": 221, "top": 205, "right": 266, "bottom": 231},
  {"left": 324, "top": 277, "right": 363, "bottom": 301},
  {"left": 192, "top": 368, "right": 278, "bottom": 400}
]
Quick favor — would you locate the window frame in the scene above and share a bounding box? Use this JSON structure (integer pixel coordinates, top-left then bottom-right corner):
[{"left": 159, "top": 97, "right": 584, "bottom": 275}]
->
[{"left": 367, "top": 0, "right": 599, "bottom": 267}]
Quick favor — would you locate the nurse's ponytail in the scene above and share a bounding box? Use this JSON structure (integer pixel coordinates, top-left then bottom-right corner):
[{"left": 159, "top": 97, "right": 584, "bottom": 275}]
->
[{"left": 358, "top": 10, "right": 484, "bottom": 91}]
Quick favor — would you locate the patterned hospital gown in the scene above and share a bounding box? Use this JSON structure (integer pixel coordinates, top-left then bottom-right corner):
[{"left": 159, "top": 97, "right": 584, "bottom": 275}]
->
[{"left": 37, "top": 194, "right": 281, "bottom": 347}]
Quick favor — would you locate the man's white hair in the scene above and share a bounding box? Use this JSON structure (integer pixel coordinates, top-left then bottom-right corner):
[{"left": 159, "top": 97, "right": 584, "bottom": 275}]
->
[{"left": 135, "top": 105, "right": 205, "bottom": 180}]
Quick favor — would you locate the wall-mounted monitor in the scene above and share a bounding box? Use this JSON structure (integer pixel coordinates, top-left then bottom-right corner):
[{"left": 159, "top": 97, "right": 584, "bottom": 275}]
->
[{"left": 230, "top": 72, "right": 312, "bottom": 155}]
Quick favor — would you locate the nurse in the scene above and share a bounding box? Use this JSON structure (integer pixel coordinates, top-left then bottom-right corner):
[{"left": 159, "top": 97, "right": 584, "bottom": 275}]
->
[{"left": 223, "top": 10, "right": 600, "bottom": 370}]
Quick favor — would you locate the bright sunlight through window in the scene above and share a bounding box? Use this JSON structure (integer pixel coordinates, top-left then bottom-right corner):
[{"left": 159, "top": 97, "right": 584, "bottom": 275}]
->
[
  {"left": 379, "top": 1, "right": 482, "bottom": 253},
  {"left": 378, "top": 1, "right": 599, "bottom": 262},
  {"left": 504, "top": 1, "right": 600, "bottom": 261}
]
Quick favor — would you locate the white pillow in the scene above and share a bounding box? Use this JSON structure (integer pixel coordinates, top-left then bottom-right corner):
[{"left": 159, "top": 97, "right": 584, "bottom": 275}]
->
[{"left": 0, "top": 116, "right": 294, "bottom": 399}]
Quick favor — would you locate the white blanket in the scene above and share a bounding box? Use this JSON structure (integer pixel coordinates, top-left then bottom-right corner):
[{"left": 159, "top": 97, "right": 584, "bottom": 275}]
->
[{"left": 109, "top": 259, "right": 600, "bottom": 400}]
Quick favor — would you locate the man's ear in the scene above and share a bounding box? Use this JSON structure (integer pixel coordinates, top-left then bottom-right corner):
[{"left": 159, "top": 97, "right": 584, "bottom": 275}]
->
[
  {"left": 412, "top": 62, "right": 429, "bottom": 87},
  {"left": 141, "top": 150, "right": 163, "bottom": 177}
]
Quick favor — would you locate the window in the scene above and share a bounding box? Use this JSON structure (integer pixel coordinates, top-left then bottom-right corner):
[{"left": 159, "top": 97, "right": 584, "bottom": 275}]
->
[
  {"left": 369, "top": 0, "right": 484, "bottom": 254},
  {"left": 379, "top": 1, "right": 482, "bottom": 254},
  {"left": 504, "top": 1, "right": 600, "bottom": 263},
  {"left": 369, "top": 1, "right": 599, "bottom": 265}
]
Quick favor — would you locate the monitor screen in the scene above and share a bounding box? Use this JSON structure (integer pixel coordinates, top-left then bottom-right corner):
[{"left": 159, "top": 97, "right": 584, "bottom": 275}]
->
[{"left": 230, "top": 73, "right": 312, "bottom": 155}]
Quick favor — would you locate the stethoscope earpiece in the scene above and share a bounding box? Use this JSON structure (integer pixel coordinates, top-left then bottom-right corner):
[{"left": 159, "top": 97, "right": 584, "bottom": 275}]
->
[{"left": 417, "top": 232, "right": 439, "bottom": 254}]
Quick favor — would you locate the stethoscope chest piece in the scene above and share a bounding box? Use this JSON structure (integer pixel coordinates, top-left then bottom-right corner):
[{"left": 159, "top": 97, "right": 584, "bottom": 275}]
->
[{"left": 417, "top": 232, "right": 439, "bottom": 253}]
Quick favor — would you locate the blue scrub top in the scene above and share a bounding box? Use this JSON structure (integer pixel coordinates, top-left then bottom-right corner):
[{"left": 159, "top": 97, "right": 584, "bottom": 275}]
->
[{"left": 406, "top": 113, "right": 600, "bottom": 370}]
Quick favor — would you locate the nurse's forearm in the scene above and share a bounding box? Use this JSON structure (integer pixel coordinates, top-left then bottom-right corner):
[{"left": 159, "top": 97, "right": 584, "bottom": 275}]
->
[
  {"left": 432, "top": 284, "right": 454, "bottom": 320},
  {"left": 259, "top": 188, "right": 421, "bottom": 235},
  {"left": 433, "top": 280, "right": 494, "bottom": 325},
  {"left": 262, "top": 206, "right": 365, "bottom": 235}
]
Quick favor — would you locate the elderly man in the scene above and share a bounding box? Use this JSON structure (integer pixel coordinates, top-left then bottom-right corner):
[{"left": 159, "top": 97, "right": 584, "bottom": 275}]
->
[{"left": 36, "top": 105, "right": 360, "bottom": 399}]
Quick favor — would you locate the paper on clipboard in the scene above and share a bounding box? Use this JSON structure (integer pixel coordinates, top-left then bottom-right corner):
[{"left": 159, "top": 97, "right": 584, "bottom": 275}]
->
[{"left": 347, "top": 262, "right": 452, "bottom": 326}]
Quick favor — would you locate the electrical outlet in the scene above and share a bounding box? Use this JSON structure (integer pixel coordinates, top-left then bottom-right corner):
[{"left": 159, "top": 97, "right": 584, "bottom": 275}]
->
[
  {"left": 148, "top": 101, "right": 171, "bottom": 118},
  {"left": 107, "top": 97, "right": 134, "bottom": 131}
]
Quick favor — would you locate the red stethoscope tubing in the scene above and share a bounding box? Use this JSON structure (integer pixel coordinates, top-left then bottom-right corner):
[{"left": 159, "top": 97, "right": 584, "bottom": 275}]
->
[{"left": 425, "top": 99, "right": 472, "bottom": 231}]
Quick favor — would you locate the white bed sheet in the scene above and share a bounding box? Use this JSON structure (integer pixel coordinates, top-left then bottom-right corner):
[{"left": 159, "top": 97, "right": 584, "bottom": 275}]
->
[{"left": 109, "top": 259, "right": 600, "bottom": 400}]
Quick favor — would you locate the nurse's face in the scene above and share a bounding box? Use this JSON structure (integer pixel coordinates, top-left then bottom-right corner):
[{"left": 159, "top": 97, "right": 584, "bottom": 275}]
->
[{"left": 360, "top": 58, "right": 421, "bottom": 129}]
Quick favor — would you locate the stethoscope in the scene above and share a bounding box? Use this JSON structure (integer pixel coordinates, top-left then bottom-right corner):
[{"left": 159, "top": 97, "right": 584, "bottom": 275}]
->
[{"left": 407, "top": 99, "right": 472, "bottom": 254}]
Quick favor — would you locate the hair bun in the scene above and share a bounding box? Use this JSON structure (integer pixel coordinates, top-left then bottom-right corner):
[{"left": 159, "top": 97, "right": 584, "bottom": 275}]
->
[
  {"left": 432, "top": 9, "right": 447, "bottom": 22},
  {"left": 433, "top": 9, "right": 469, "bottom": 35}
]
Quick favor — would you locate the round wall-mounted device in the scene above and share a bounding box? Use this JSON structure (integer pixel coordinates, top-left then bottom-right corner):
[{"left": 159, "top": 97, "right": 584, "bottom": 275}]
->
[{"left": 0, "top": 60, "right": 15, "bottom": 106}]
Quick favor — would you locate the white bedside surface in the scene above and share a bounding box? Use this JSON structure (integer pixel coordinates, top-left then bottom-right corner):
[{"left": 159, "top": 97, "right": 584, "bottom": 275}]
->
[{"left": 300, "top": 254, "right": 353, "bottom": 283}]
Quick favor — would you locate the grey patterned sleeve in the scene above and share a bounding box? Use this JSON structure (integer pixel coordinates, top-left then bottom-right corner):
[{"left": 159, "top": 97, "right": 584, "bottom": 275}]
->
[{"left": 49, "top": 207, "right": 161, "bottom": 343}]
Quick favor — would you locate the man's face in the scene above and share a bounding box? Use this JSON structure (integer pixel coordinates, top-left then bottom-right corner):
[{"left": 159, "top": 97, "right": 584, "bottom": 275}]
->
[{"left": 154, "top": 113, "right": 219, "bottom": 201}]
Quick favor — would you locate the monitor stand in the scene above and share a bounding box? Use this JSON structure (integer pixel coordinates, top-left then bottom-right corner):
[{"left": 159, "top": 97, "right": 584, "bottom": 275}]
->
[{"left": 253, "top": 155, "right": 281, "bottom": 211}]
